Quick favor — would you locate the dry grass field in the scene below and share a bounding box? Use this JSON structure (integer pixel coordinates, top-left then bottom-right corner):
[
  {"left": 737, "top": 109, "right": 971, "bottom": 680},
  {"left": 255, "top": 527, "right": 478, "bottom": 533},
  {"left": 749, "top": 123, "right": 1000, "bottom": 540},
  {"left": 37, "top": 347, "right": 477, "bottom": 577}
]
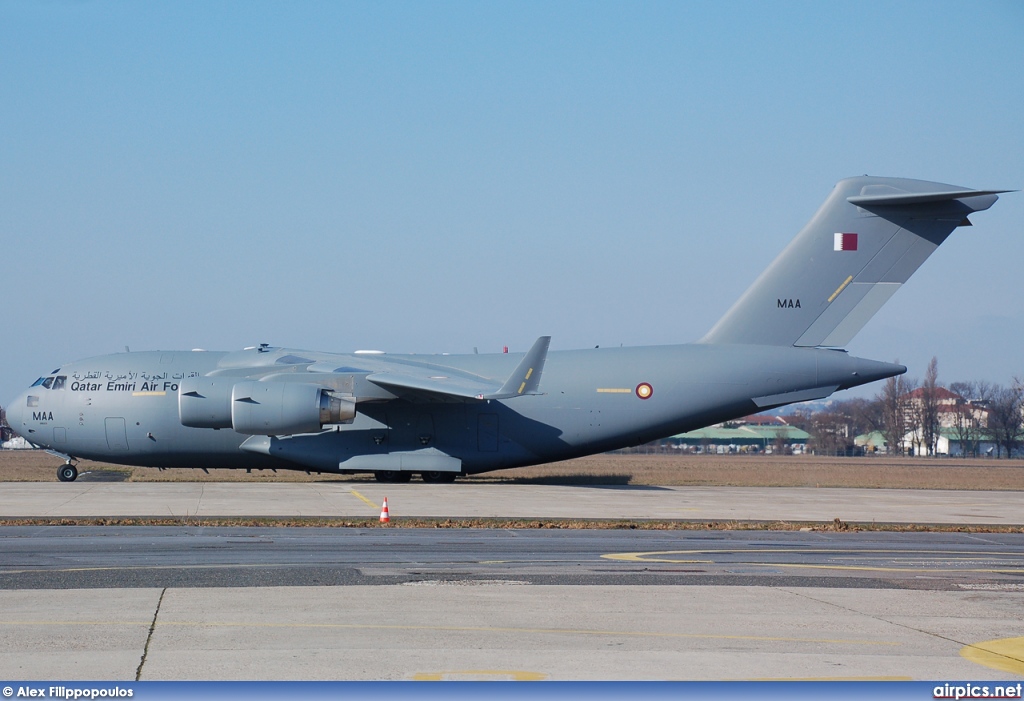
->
[{"left": 3, "top": 449, "right": 1024, "bottom": 490}]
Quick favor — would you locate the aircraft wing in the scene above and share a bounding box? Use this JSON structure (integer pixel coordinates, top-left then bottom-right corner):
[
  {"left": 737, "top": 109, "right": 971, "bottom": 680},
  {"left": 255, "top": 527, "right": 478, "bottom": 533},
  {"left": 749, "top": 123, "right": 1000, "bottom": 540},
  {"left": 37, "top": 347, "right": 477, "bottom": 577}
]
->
[{"left": 367, "top": 336, "right": 551, "bottom": 402}]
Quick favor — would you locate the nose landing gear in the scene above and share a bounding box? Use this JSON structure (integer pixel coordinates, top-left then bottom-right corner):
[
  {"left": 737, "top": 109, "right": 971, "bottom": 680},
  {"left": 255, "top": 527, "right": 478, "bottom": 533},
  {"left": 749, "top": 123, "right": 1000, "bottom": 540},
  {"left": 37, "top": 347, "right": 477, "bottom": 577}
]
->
[{"left": 57, "top": 462, "right": 79, "bottom": 482}]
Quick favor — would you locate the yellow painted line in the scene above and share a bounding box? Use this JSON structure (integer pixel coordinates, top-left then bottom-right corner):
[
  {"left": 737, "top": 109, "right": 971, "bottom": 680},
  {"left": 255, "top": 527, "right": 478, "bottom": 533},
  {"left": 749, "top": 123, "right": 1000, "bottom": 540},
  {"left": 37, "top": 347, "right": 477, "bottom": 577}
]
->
[
  {"left": 132, "top": 621, "right": 905, "bottom": 646},
  {"left": 729, "top": 562, "right": 1024, "bottom": 575},
  {"left": 518, "top": 382, "right": 526, "bottom": 394},
  {"left": 755, "top": 676, "right": 912, "bottom": 681},
  {"left": 0, "top": 620, "right": 150, "bottom": 627},
  {"left": 961, "top": 636, "right": 1024, "bottom": 676},
  {"left": 556, "top": 558, "right": 1012, "bottom": 576},
  {"left": 413, "top": 670, "right": 547, "bottom": 681},
  {"left": 603, "top": 548, "right": 1024, "bottom": 574},
  {"left": 827, "top": 275, "right": 854, "bottom": 303},
  {"left": 596, "top": 388, "right": 631, "bottom": 393},
  {"left": 132, "top": 391, "right": 167, "bottom": 396},
  {"left": 0, "top": 563, "right": 306, "bottom": 575},
  {"left": 349, "top": 489, "right": 379, "bottom": 511},
  {"left": 525, "top": 368, "right": 533, "bottom": 380},
  {"left": 602, "top": 548, "right": 1024, "bottom": 556},
  {"left": 0, "top": 620, "right": 898, "bottom": 647}
]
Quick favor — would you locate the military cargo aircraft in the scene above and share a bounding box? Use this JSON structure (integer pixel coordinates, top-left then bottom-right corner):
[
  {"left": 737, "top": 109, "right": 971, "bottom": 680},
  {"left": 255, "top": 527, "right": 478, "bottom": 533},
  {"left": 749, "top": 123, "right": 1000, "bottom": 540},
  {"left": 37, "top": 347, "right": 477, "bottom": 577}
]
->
[{"left": 6, "top": 177, "right": 1007, "bottom": 482}]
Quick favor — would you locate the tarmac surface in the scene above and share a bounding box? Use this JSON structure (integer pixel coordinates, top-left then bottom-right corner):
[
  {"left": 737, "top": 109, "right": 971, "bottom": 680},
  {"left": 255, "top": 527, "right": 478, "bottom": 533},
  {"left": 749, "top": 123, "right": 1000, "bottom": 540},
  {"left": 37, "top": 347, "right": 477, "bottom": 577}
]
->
[
  {"left": 1, "top": 482, "right": 1023, "bottom": 681},
  {"left": 2, "top": 527, "right": 1024, "bottom": 589},
  {"left": 3, "top": 480, "right": 1024, "bottom": 524}
]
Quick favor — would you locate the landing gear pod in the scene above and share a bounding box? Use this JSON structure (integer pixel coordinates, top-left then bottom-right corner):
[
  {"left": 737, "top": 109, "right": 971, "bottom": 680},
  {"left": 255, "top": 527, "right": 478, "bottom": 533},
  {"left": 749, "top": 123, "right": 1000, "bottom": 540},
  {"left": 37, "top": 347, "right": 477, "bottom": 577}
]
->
[{"left": 230, "top": 381, "right": 356, "bottom": 435}]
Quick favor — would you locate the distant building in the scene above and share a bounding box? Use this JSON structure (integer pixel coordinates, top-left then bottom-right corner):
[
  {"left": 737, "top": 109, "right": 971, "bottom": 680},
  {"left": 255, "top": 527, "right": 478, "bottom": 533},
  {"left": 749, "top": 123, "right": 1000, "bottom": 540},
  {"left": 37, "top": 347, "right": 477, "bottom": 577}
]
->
[
  {"left": 901, "top": 428, "right": 1009, "bottom": 457},
  {"left": 668, "top": 424, "right": 810, "bottom": 454},
  {"left": 854, "top": 430, "right": 889, "bottom": 454},
  {"left": 904, "top": 387, "right": 990, "bottom": 429}
]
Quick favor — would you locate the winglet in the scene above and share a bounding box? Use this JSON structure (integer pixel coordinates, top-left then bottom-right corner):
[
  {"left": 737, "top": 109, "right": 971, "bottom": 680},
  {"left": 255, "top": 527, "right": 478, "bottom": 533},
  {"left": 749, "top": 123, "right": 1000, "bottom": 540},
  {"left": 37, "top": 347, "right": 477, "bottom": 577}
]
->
[{"left": 490, "top": 336, "right": 551, "bottom": 399}]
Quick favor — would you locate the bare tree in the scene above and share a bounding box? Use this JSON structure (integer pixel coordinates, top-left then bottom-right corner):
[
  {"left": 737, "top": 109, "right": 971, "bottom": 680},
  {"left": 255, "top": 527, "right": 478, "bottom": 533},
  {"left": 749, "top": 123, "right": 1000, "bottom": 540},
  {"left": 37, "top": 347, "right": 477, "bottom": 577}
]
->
[
  {"left": 879, "top": 372, "right": 916, "bottom": 455},
  {"left": 784, "top": 408, "right": 814, "bottom": 435},
  {"left": 772, "top": 426, "right": 792, "bottom": 456},
  {"left": 839, "top": 397, "right": 885, "bottom": 438},
  {"left": 986, "top": 380, "right": 1024, "bottom": 459},
  {"left": 949, "top": 381, "right": 979, "bottom": 457},
  {"left": 809, "top": 409, "right": 850, "bottom": 456},
  {"left": 919, "top": 357, "right": 941, "bottom": 456}
]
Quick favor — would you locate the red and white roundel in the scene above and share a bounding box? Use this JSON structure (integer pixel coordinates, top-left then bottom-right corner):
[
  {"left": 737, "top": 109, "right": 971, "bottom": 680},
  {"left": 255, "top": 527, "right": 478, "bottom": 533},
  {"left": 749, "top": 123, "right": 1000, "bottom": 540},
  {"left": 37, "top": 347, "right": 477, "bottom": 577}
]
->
[{"left": 635, "top": 382, "right": 653, "bottom": 400}]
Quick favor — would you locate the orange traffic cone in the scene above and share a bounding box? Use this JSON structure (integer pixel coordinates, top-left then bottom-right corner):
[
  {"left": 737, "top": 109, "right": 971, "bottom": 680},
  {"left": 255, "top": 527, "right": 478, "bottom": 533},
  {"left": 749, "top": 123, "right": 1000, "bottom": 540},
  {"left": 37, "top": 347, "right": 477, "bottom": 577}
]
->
[{"left": 380, "top": 496, "right": 390, "bottom": 524}]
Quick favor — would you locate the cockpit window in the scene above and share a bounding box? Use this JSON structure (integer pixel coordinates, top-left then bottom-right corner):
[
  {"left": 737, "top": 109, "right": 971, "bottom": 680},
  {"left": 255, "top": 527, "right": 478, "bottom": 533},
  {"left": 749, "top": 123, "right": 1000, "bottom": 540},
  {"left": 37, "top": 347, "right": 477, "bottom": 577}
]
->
[
  {"left": 52, "top": 376, "right": 66, "bottom": 390},
  {"left": 41, "top": 377, "right": 54, "bottom": 390},
  {"left": 31, "top": 378, "right": 45, "bottom": 387}
]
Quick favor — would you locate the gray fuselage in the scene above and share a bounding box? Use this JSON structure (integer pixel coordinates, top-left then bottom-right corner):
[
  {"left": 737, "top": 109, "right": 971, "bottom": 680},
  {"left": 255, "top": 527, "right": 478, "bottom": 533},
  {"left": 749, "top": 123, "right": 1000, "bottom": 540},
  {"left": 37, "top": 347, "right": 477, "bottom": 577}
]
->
[{"left": 6, "top": 344, "right": 900, "bottom": 475}]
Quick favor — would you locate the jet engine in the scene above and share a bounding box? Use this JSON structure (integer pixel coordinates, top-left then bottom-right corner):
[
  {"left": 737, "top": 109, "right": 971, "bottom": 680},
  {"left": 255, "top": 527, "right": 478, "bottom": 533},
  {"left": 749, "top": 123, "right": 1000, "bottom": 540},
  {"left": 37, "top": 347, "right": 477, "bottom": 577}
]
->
[
  {"left": 179, "top": 377, "right": 234, "bottom": 429},
  {"left": 230, "top": 381, "right": 356, "bottom": 435},
  {"left": 180, "top": 378, "right": 356, "bottom": 435}
]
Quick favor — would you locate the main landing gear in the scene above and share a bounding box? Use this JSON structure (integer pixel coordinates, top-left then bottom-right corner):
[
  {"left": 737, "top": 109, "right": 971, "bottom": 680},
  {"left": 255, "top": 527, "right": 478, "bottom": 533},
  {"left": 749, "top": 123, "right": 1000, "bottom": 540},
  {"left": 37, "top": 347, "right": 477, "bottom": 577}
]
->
[
  {"left": 373, "top": 471, "right": 458, "bottom": 483},
  {"left": 57, "top": 462, "right": 79, "bottom": 482},
  {"left": 374, "top": 471, "right": 413, "bottom": 483},
  {"left": 421, "top": 471, "right": 457, "bottom": 483}
]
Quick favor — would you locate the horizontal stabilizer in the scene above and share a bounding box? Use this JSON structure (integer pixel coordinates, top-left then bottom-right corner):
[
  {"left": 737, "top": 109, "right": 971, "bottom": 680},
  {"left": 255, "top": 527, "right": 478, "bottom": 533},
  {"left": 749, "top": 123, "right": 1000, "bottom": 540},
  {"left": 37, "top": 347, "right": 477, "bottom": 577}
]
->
[
  {"left": 752, "top": 385, "right": 838, "bottom": 409},
  {"left": 848, "top": 189, "right": 1011, "bottom": 207}
]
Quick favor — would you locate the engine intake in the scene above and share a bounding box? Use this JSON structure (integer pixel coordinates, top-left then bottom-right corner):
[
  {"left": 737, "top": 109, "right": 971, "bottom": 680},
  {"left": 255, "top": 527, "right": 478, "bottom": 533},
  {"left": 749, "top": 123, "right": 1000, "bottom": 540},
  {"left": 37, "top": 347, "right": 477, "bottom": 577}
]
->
[{"left": 179, "top": 377, "right": 234, "bottom": 429}]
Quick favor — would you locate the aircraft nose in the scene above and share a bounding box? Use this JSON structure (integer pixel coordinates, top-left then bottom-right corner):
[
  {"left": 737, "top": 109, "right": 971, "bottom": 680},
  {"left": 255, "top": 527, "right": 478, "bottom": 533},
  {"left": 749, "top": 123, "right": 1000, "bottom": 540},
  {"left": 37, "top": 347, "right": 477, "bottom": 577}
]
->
[{"left": 5, "top": 392, "right": 25, "bottom": 438}]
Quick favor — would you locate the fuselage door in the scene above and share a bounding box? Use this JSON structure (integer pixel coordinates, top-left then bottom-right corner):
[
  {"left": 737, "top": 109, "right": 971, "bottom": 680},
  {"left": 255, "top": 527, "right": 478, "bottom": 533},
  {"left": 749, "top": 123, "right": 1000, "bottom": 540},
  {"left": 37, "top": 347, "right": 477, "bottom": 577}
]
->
[{"left": 104, "top": 417, "right": 130, "bottom": 452}]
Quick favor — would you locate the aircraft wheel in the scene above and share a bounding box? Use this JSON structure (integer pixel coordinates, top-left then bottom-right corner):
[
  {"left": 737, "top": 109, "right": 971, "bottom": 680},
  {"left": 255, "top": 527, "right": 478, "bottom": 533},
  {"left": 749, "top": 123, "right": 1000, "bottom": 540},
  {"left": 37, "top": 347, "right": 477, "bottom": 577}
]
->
[
  {"left": 375, "top": 471, "right": 412, "bottom": 483},
  {"left": 57, "top": 464, "right": 78, "bottom": 482},
  {"left": 421, "top": 471, "right": 457, "bottom": 483}
]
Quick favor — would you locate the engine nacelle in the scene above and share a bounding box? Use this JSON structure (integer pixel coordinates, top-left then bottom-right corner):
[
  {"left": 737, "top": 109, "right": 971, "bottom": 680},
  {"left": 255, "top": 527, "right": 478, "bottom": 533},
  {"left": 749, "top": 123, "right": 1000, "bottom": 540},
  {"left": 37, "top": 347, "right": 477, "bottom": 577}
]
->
[
  {"left": 179, "top": 377, "right": 234, "bottom": 429},
  {"left": 230, "top": 381, "right": 356, "bottom": 435}
]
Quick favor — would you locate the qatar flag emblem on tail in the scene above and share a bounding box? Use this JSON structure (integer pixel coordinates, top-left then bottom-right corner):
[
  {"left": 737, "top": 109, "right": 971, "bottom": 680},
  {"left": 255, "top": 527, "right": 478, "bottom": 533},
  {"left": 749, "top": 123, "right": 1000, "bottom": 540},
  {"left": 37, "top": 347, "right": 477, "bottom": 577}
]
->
[{"left": 834, "top": 232, "right": 858, "bottom": 251}]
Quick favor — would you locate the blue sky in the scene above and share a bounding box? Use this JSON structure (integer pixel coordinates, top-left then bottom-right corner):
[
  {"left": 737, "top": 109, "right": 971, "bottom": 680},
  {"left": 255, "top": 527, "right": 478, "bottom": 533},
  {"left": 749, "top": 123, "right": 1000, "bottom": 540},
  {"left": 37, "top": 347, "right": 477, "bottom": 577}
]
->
[{"left": 2, "top": 1, "right": 1022, "bottom": 406}]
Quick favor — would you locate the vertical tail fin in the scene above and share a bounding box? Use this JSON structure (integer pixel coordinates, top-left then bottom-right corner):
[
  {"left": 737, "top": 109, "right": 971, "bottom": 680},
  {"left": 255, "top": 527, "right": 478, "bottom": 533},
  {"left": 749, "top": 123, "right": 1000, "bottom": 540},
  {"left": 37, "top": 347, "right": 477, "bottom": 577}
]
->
[{"left": 699, "top": 177, "right": 1006, "bottom": 347}]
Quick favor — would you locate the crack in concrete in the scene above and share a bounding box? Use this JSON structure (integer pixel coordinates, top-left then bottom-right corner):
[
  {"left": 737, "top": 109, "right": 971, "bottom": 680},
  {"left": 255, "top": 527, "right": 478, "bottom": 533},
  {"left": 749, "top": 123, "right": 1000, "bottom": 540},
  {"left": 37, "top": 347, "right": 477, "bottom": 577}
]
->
[
  {"left": 135, "top": 587, "right": 166, "bottom": 681},
  {"left": 47, "top": 485, "right": 97, "bottom": 517},
  {"left": 782, "top": 588, "right": 1024, "bottom": 671}
]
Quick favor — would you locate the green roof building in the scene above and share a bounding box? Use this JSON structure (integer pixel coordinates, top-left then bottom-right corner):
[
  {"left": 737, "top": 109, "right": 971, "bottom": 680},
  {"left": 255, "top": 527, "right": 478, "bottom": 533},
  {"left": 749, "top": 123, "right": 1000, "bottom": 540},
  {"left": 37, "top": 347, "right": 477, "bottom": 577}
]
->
[{"left": 669, "top": 424, "right": 809, "bottom": 451}]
